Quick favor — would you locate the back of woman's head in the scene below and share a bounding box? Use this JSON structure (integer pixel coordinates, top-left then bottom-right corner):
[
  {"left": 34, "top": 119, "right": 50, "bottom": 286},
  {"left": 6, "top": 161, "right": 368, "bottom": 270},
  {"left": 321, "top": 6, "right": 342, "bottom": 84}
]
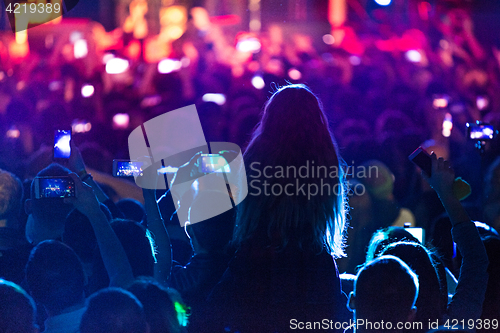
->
[
  {"left": 233, "top": 84, "right": 348, "bottom": 257},
  {"left": 381, "top": 241, "right": 444, "bottom": 323}
]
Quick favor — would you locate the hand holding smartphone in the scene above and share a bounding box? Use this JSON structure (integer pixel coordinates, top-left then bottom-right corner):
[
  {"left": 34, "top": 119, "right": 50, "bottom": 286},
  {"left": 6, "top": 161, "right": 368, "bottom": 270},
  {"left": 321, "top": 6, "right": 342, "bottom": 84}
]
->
[{"left": 408, "top": 147, "right": 471, "bottom": 201}]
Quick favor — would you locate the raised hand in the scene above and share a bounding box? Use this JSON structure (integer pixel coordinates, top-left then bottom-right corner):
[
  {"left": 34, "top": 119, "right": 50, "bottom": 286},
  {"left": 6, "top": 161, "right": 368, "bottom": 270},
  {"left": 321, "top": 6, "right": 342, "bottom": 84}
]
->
[
  {"left": 422, "top": 153, "right": 455, "bottom": 200},
  {"left": 64, "top": 173, "right": 100, "bottom": 217}
]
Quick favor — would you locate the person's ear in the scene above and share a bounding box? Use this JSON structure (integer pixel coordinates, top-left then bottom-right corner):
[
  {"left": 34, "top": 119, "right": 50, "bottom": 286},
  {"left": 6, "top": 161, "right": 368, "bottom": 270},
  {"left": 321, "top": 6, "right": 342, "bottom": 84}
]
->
[
  {"left": 407, "top": 306, "right": 417, "bottom": 322},
  {"left": 25, "top": 199, "right": 33, "bottom": 215},
  {"left": 348, "top": 291, "right": 356, "bottom": 311}
]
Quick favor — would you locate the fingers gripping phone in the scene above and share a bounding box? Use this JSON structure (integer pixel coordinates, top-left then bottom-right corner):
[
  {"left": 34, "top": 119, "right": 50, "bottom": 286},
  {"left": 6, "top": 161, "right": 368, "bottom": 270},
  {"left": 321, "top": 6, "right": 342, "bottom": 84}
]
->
[
  {"left": 408, "top": 147, "right": 471, "bottom": 201},
  {"left": 34, "top": 176, "right": 76, "bottom": 199}
]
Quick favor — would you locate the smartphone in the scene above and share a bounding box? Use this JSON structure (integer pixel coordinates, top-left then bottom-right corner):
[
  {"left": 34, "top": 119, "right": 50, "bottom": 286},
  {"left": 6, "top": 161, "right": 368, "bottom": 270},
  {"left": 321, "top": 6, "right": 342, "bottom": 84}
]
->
[
  {"left": 404, "top": 226, "right": 425, "bottom": 244},
  {"left": 466, "top": 123, "right": 496, "bottom": 140},
  {"left": 34, "top": 176, "right": 76, "bottom": 199},
  {"left": 198, "top": 154, "right": 230, "bottom": 173},
  {"left": 113, "top": 160, "right": 144, "bottom": 177},
  {"left": 408, "top": 146, "right": 432, "bottom": 177},
  {"left": 54, "top": 130, "right": 71, "bottom": 159}
]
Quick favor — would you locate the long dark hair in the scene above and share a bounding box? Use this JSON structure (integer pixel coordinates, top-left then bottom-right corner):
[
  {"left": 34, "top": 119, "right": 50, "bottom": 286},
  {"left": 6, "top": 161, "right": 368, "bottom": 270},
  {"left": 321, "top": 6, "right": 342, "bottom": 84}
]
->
[{"left": 233, "top": 84, "right": 348, "bottom": 257}]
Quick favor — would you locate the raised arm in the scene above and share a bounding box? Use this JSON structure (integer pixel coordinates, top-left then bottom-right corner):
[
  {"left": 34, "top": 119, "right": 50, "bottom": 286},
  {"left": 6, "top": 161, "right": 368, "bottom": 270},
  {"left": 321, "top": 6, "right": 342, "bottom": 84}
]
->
[
  {"left": 143, "top": 187, "right": 172, "bottom": 287},
  {"left": 68, "top": 140, "right": 124, "bottom": 218},
  {"left": 65, "top": 173, "right": 135, "bottom": 288},
  {"left": 425, "top": 153, "right": 489, "bottom": 324}
]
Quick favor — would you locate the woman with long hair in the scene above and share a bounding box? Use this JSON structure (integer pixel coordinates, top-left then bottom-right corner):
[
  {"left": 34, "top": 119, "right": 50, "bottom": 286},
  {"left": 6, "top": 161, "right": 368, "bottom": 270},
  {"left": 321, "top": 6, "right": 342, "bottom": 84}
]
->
[{"left": 208, "top": 84, "right": 350, "bottom": 332}]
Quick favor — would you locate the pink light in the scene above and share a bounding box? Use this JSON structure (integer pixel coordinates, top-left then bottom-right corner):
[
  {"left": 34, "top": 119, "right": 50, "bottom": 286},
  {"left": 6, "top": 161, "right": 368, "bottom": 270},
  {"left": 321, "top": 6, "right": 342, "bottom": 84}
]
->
[
  {"left": 442, "top": 113, "right": 453, "bottom": 137},
  {"left": 6, "top": 126, "right": 20, "bottom": 139},
  {"left": 288, "top": 68, "right": 302, "bottom": 80},
  {"left": 158, "top": 59, "right": 182, "bottom": 74},
  {"left": 81, "top": 84, "right": 94, "bottom": 98},
  {"left": 113, "top": 113, "right": 130, "bottom": 129},
  {"left": 251, "top": 75, "right": 265, "bottom": 89},
  {"left": 236, "top": 38, "right": 261, "bottom": 53},
  {"left": 106, "top": 58, "right": 129, "bottom": 74}
]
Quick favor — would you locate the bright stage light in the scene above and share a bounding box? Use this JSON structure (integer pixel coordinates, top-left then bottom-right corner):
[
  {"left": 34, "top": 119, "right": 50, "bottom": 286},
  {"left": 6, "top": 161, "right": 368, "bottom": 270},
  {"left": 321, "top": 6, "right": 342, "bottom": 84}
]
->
[
  {"left": 158, "top": 59, "right": 182, "bottom": 74},
  {"left": 442, "top": 113, "right": 452, "bottom": 138},
  {"left": 288, "top": 68, "right": 302, "bottom": 80},
  {"left": 405, "top": 50, "right": 421, "bottom": 63},
  {"left": 236, "top": 38, "right": 261, "bottom": 53},
  {"left": 106, "top": 58, "right": 129, "bottom": 74},
  {"left": 251, "top": 75, "right": 265, "bottom": 90},
  {"left": 113, "top": 113, "right": 130, "bottom": 129},
  {"left": 81, "top": 84, "right": 94, "bottom": 98},
  {"left": 322, "top": 34, "right": 335, "bottom": 45},
  {"left": 374, "top": 0, "right": 391, "bottom": 6},
  {"left": 202, "top": 93, "right": 226, "bottom": 105}
]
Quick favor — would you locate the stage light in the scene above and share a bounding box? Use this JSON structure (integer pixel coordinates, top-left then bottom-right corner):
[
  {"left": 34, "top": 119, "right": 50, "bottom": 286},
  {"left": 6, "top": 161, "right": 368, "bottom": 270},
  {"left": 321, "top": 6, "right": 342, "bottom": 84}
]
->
[
  {"left": 433, "top": 96, "right": 449, "bottom": 109},
  {"left": 6, "top": 126, "right": 20, "bottom": 139},
  {"left": 476, "top": 96, "right": 488, "bottom": 110},
  {"left": 72, "top": 120, "right": 92, "bottom": 133},
  {"left": 74, "top": 39, "right": 88, "bottom": 59},
  {"left": 251, "top": 75, "right": 265, "bottom": 89},
  {"left": 442, "top": 113, "right": 452, "bottom": 138},
  {"left": 158, "top": 59, "right": 182, "bottom": 74},
  {"left": 70, "top": 31, "right": 83, "bottom": 43},
  {"left": 349, "top": 55, "right": 361, "bottom": 66},
  {"left": 374, "top": 0, "right": 391, "bottom": 6},
  {"left": 405, "top": 50, "right": 421, "bottom": 63},
  {"left": 102, "top": 53, "right": 115, "bottom": 65},
  {"left": 81, "top": 84, "right": 94, "bottom": 98},
  {"left": 113, "top": 113, "right": 130, "bottom": 129},
  {"left": 141, "top": 95, "right": 162, "bottom": 108},
  {"left": 236, "top": 38, "right": 261, "bottom": 53},
  {"left": 49, "top": 81, "right": 62, "bottom": 91},
  {"left": 322, "top": 34, "right": 335, "bottom": 45},
  {"left": 202, "top": 93, "right": 226, "bottom": 106},
  {"left": 106, "top": 58, "right": 129, "bottom": 74},
  {"left": 288, "top": 68, "right": 302, "bottom": 80},
  {"left": 181, "top": 57, "right": 190, "bottom": 68}
]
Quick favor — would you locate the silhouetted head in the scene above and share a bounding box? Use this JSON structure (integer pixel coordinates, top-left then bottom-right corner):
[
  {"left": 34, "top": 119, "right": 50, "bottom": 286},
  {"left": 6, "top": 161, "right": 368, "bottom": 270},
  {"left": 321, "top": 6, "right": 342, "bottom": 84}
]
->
[
  {"left": 0, "top": 279, "right": 38, "bottom": 333},
  {"left": 349, "top": 255, "right": 418, "bottom": 332},
  {"left": 25, "top": 240, "right": 85, "bottom": 316},
  {"left": 0, "top": 169, "right": 23, "bottom": 229},
  {"left": 381, "top": 241, "right": 444, "bottom": 323},
  {"left": 116, "top": 199, "right": 146, "bottom": 223},
  {"left": 365, "top": 227, "right": 419, "bottom": 263},
  {"left": 80, "top": 288, "right": 148, "bottom": 333}
]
